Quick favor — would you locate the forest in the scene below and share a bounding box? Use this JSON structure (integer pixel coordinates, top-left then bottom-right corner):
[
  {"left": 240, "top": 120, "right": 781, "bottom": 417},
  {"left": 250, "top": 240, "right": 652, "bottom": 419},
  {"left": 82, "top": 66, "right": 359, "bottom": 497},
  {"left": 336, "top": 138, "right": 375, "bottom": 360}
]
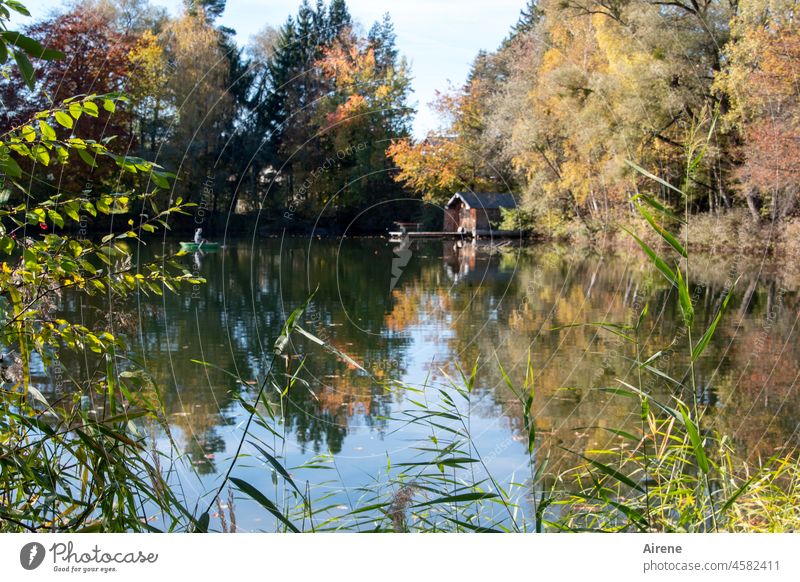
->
[
  {"left": 1, "top": 0, "right": 413, "bottom": 234},
  {"left": 1, "top": 0, "right": 798, "bottom": 243},
  {"left": 390, "top": 0, "right": 800, "bottom": 248}
]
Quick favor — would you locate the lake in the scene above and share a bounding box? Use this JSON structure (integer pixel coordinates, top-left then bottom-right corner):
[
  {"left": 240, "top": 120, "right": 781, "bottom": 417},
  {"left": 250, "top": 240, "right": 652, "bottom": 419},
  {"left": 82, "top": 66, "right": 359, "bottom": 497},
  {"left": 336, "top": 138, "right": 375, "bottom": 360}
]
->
[{"left": 54, "top": 236, "right": 800, "bottom": 530}]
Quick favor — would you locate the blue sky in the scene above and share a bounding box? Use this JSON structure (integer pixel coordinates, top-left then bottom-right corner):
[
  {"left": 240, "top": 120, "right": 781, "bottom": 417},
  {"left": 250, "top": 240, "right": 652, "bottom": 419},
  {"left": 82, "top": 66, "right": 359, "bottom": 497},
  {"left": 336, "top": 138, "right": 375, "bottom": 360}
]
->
[{"left": 16, "top": 0, "right": 526, "bottom": 137}]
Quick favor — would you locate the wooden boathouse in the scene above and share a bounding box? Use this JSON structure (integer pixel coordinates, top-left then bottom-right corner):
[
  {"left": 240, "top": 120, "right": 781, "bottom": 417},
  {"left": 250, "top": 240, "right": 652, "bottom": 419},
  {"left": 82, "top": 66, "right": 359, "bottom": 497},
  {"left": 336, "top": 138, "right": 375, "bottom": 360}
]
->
[
  {"left": 388, "top": 192, "right": 520, "bottom": 240},
  {"left": 443, "top": 192, "right": 517, "bottom": 233}
]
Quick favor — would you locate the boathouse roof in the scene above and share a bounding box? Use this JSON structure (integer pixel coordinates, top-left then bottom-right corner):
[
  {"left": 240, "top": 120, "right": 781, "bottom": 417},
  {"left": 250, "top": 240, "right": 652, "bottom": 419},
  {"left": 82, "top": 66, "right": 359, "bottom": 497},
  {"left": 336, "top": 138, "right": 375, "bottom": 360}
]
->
[{"left": 445, "top": 192, "right": 517, "bottom": 210}]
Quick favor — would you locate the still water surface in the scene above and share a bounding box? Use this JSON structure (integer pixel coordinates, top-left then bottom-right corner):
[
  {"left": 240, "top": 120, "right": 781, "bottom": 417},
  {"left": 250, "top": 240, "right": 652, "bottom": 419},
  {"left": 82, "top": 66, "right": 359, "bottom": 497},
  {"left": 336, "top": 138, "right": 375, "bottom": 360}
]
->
[{"left": 60, "top": 237, "right": 800, "bottom": 530}]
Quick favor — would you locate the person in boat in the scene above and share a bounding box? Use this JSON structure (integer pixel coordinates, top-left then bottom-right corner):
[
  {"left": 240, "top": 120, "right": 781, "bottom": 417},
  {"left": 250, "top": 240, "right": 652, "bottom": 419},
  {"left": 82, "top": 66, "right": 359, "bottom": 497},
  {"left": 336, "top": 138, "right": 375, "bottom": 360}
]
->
[{"left": 193, "top": 228, "right": 205, "bottom": 246}]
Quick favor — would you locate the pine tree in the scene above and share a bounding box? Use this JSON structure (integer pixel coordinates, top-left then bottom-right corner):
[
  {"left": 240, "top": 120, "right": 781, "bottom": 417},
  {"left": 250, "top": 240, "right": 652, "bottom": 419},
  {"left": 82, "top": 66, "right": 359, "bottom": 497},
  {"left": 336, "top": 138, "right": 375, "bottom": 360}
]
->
[
  {"left": 368, "top": 13, "right": 398, "bottom": 74},
  {"left": 247, "top": 0, "right": 412, "bottom": 220},
  {"left": 184, "top": 0, "right": 226, "bottom": 22},
  {"left": 509, "top": 0, "right": 541, "bottom": 39},
  {"left": 325, "top": 0, "right": 352, "bottom": 42}
]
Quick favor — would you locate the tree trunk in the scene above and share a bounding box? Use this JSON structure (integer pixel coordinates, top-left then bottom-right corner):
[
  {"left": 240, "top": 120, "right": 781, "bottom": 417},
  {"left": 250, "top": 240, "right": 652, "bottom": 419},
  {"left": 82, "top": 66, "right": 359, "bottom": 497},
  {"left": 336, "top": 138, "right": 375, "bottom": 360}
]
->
[
  {"left": 745, "top": 187, "right": 762, "bottom": 222},
  {"left": 737, "top": 276, "right": 758, "bottom": 319}
]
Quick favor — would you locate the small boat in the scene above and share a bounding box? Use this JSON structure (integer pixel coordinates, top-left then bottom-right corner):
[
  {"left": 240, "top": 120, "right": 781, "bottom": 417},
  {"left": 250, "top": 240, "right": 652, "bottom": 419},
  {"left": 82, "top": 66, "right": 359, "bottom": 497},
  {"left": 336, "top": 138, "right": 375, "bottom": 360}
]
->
[{"left": 179, "top": 241, "right": 221, "bottom": 252}]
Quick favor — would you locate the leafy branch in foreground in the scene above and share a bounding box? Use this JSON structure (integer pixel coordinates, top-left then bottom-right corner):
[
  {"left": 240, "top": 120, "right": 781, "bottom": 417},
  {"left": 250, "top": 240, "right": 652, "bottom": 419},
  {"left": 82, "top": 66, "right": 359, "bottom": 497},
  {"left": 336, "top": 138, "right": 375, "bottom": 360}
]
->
[
  {"left": 1, "top": 0, "right": 203, "bottom": 533},
  {"left": 0, "top": 0, "right": 65, "bottom": 90}
]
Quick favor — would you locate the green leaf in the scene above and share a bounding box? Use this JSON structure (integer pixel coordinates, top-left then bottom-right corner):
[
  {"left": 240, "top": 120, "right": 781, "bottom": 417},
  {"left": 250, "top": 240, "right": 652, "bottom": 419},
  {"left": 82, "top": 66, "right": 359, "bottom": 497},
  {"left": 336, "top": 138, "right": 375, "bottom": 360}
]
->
[
  {"left": 82, "top": 101, "right": 99, "bottom": 117},
  {"left": 6, "top": 2, "right": 31, "bottom": 17},
  {"left": 0, "top": 31, "right": 64, "bottom": 60},
  {"left": 413, "top": 492, "right": 499, "bottom": 507},
  {"left": 32, "top": 144, "right": 50, "bottom": 166},
  {"left": 23, "top": 248, "right": 37, "bottom": 268},
  {"left": 20, "top": 125, "right": 35, "bottom": 142},
  {"left": 273, "top": 289, "right": 317, "bottom": 354},
  {"left": 676, "top": 267, "right": 694, "bottom": 327},
  {"left": 631, "top": 193, "right": 685, "bottom": 224},
  {"left": 0, "top": 236, "right": 15, "bottom": 255},
  {"left": 55, "top": 145, "right": 69, "bottom": 164},
  {"left": 567, "top": 448, "right": 646, "bottom": 492},
  {"left": 442, "top": 517, "right": 502, "bottom": 533},
  {"left": 623, "top": 228, "right": 677, "bottom": 287},
  {"left": 680, "top": 406, "right": 709, "bottom": 474},
  {"left": 247, "top": 441, "right": 304, "bottom": 498},
  {"left": 692, "top": 281, "right": 737, "bottom": 361},
  {"left": 193, "top": 512, "right": 209, "bottom": 533},
  {"left": 294, "top": 325, "right": 365, "bottom": 371},
  {"left": 150, "top": 171, "right": 169, "bottom": 189},
  {"left": 38, "top": 120, "right": 56, "bottom": 141},
  {"left": 102, "top": 99, "right": 116, "bottom": 113},
  {"left": 626, "top": 160, "right": 684, "bottom": 197},
  {"left": 719, "top": 472, "right": 761, "bottom": 515},
  {"left": 13, "top": 49, "right": 34, "bottom": 90},
  {"left": 0, "top": 154, "right": 22, "bottom": 178},
  {"left": 54, "top": 110, "right": 74, "bottom": 129},
  {"left": 68, "top": 102, "right": 83, "bottom": 119},
  {"left": 636, "top": 302, "right": 649, "bottom": 330},
  {"left": 635, "top": 202, "right": 686, "bottom": 258},
  {"left": 230, "top": 477, "right": 300, "bottom": 532},
  {"left": 77, "top": 148, "right": 97, "bottom": 168},
  {"left": 47, "top": 209, "right": 64, "bottom": 228}
]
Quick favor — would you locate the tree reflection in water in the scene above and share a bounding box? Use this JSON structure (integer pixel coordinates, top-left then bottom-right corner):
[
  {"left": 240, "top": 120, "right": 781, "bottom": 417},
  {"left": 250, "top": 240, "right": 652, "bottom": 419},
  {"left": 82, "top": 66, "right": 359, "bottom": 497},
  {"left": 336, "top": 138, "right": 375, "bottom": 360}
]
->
[{"left": 48, "top": 237, "right": 799, "bottom": 510}]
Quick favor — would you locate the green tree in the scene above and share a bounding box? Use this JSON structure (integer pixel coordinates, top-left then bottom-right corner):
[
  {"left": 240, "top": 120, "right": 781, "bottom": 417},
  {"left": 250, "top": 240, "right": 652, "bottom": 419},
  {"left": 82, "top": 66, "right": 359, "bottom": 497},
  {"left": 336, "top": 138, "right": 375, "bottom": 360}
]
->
[
  {"left": 248, "top": 0, "right": 412, "bottom": 225},
  {"left": 184, "top": 0, "right": 226, "bottom": 22}
]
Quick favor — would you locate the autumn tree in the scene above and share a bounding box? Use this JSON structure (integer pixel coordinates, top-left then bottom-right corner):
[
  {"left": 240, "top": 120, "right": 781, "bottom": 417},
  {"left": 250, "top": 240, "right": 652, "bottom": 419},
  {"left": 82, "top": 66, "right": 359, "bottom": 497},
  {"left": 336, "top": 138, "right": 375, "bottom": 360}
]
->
[
  {"left": 0, "top": 7, "right": 135, "bottom": 137},
  {"left": 309, "top": 24, "right": 411, "bottom": 218},
  {"left": 390, "top": 0, "right": 743, "bottom": 237},
  {"left": 245, "top": 0, "right": 412, "bottom": 225},
  {"left": 161, "top": 8, "right": 233, "bottom": 209},
  {"left": 387, "top": 50, "right": 513, "bottom": 206},
  {"left": 127, "top": 29, "right": 171, "bottom": 154},
  {"left": 0, "top": 5, "right": 145, "bottom": 197},
  {"left": 716, "top": 0, "right": 800, "bottom": 221}
]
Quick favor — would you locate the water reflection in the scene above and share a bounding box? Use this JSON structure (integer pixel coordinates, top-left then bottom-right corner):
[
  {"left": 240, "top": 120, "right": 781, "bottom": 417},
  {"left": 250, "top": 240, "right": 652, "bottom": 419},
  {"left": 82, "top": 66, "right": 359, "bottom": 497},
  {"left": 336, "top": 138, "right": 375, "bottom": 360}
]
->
[{"left": 50, "top": 237, "right": 800, "bottom": 526}]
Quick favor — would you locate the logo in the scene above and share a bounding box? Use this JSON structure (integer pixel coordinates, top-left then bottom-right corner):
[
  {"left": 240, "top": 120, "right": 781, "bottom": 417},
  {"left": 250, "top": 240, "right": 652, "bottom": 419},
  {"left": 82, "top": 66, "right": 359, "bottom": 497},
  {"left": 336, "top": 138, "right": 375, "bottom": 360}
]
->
[
  {"left": 390, "top": 234, "right": 412, "bottom": 292},
  {"left": 20, "top": 542, "right": 46, "bottom": 570}
]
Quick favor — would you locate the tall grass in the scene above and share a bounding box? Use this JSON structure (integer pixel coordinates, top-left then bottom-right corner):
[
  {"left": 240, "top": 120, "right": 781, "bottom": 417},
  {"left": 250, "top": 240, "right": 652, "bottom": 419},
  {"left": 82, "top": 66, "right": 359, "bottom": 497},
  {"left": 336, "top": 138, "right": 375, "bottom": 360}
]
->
[{"left": 547, "top": 114, "right": 799, "bottom": 532}]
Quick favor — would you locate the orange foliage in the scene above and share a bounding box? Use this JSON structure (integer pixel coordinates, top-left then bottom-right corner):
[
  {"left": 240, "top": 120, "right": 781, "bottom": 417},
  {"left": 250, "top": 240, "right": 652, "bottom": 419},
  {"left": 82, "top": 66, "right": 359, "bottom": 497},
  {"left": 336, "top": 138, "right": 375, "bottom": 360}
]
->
[{"left": 736, "top": 20, "right": 800, "bottom": 192}]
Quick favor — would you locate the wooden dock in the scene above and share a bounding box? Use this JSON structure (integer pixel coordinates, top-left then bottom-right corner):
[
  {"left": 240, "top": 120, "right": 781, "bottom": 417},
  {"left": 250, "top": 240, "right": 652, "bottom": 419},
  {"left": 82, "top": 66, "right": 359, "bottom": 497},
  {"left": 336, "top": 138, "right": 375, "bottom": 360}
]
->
[{"left": 388, "top": 229, "right": 524, "bottom": 241}]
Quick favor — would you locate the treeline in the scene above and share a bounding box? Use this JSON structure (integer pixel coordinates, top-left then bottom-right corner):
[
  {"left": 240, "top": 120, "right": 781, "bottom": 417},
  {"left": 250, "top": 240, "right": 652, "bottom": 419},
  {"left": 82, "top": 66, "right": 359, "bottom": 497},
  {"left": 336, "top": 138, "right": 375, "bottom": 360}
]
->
[
  {"left": 389, "top": 0, "right": 800, "bottom": 240},
  {"left": 0, "top": 0, "right": 413, "bottom": 232}
]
